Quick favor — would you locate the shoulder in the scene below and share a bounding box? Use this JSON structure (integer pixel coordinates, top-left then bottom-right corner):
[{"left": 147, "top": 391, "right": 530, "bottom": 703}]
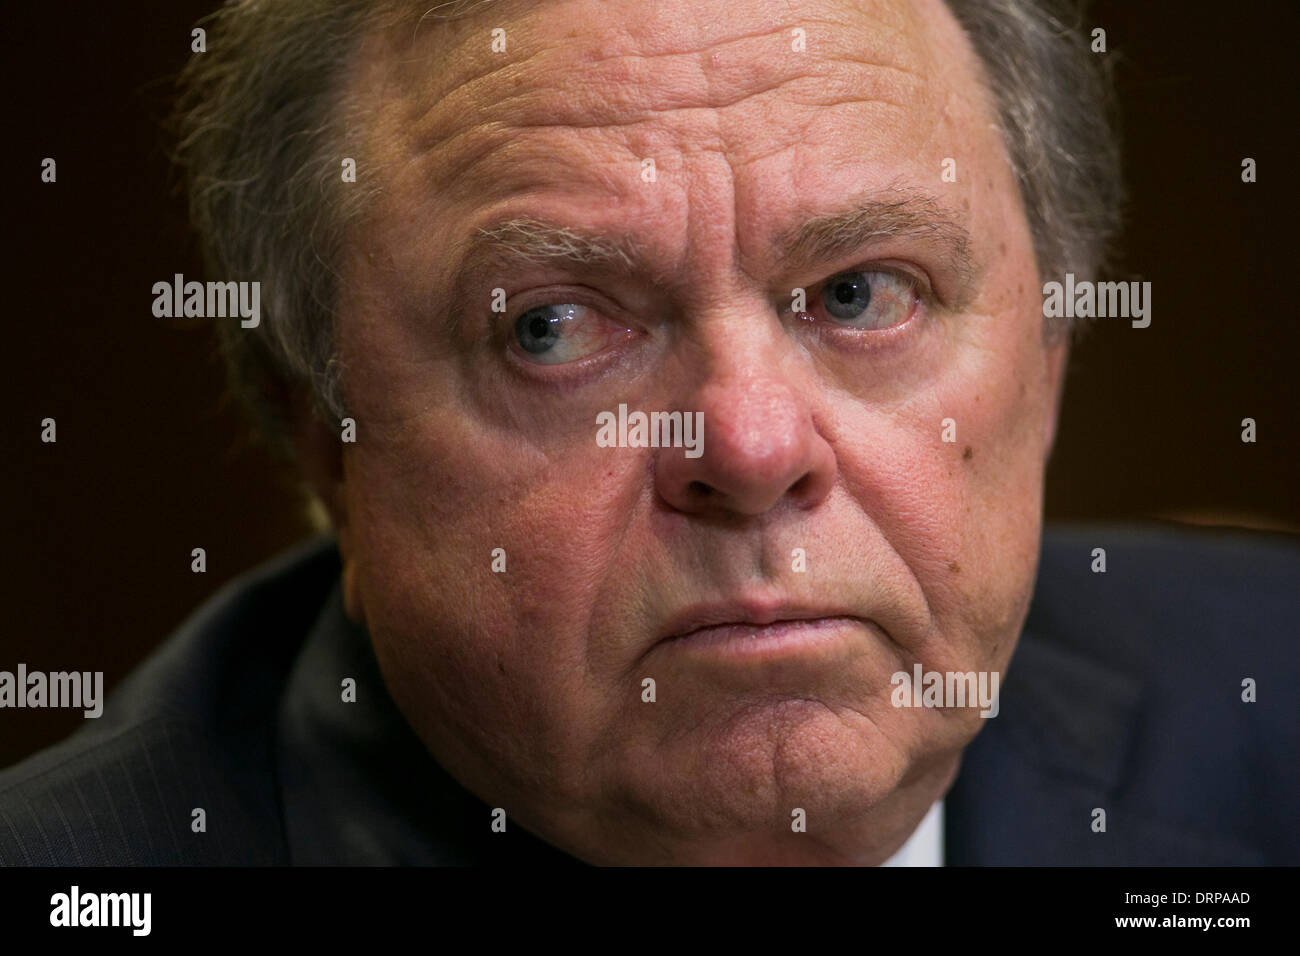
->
[
  {"left": 986, "top": 522, "right": 1299, "bottom": 863},
  {"left": 1032, "top": 521, "right": 1299, "bottom": 689},
  {"left": 0, "top": 537, "right": 340, "bottom": 866}
]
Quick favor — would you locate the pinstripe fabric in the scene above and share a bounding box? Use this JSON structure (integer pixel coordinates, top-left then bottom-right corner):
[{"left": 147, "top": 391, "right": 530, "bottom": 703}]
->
[
  {"left": 0, "top": 718, "right": 281, "bottom": 865},
  {"left": 0, "top": 537, "right": 338, "bottom": 865}
]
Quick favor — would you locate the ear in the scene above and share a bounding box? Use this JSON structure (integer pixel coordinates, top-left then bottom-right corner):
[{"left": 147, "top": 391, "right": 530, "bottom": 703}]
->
[
  {"left": 1043, "top": 337, "right": 1070, "bottom": 459},
  {"left": 291, "top": 394, "right": 366, "bottom": 625}
]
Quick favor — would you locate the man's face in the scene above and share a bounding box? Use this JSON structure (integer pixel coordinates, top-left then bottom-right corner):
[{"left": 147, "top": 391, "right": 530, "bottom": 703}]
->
[{"left": 327, "top": 0, "right": 1065, "bottom": 864}]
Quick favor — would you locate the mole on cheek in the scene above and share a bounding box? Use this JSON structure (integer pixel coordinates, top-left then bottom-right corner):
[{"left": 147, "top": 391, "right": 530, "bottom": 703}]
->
[{"left": 962, "top": 445, "right": 973, "bottom": 461}]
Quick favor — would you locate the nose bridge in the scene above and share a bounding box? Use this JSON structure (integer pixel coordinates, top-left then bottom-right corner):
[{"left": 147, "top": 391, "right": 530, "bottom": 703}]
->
[
  {"left": 677, "top": 296, "right": 800, "bottom": 446},
  {"left": 653, "top": 306, "right": 836, "bottom": 517},
  {"left": 699, "top": 347, "right": 807, "bottom": 460}
]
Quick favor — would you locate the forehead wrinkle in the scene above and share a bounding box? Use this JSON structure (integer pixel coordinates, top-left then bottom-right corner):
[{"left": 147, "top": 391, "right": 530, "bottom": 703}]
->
[
  {"left": 412, "top": 125, "right": 642, "bottom": 215},
  {"left": 393, "top": 62, "right": 923, "bottom": 205},
  {"left": 359, "top": 0, "right": 948, "bottom": 216},
  {"left": 383, "top": 45, "right": 552, "bottom": 163},
  {"left": 379, "top": 5, "right": 927, "bottom": 161},
  {"left": 488, "top": 76, "right": 918, "bottom": 138},
  {"left": 420, "top": 47, "right": 921, "bottom": 145}
]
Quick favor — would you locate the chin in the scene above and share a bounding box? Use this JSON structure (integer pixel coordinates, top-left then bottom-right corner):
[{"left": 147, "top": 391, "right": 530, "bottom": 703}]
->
[{"left": 590, "top": 699, "right": 910, "bottom": 862}]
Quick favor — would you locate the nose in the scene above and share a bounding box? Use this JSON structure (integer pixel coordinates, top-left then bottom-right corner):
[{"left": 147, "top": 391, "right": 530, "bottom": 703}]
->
[{"left": 654, "top": 356, "right": 837, "bottom": 518}]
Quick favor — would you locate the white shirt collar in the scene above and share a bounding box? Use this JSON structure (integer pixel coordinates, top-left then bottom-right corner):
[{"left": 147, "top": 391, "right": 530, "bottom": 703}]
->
[{"left": 880, "top": 799, "right": 944, "bottom": 866}]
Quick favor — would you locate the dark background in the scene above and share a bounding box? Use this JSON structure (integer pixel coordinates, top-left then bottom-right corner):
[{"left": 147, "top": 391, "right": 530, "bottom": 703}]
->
[{"left": 2, "top": 0, "right": 1297, "bottom": 769}]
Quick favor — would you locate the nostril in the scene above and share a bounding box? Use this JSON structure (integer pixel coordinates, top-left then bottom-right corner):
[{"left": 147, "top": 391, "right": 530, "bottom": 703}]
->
[
  {"left": 687, "top": 480, "right": 713, "bottom": 499},
  {"left": 788, "top": 473, "right": 812, "bottom": 497}
]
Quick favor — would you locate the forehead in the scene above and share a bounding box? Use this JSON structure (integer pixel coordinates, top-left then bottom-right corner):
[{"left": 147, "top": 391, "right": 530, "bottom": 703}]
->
[{"left": 350, "top": 0, "right": 1003, "bottom": 281}]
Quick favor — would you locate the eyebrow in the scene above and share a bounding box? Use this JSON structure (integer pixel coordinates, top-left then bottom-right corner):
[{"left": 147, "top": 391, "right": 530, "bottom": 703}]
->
[
  {"left": 772, "top": 190, "right": 976, "bottom": 286},
  {"left": 448, "top": 189, "right": 976, "bottom": 307},
  {"left": 458, "top": 217, "right": 640, "bottom": 274}
]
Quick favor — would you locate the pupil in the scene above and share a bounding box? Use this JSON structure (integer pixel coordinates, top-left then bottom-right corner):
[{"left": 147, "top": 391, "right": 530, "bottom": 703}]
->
[
  {"left": 516, "top": 306, "right": 567, "bottom": 355},
  {"left": 824, "top": 272, "right": 872, "bottom": 321}
]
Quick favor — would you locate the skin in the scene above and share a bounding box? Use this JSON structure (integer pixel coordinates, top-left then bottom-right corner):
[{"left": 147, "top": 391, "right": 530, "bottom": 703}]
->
[{"left": 298, "top": 0, "right": 1068, "bottom": 864}]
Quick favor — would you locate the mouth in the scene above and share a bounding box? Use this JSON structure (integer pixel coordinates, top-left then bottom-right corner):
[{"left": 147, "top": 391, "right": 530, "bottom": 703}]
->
[{"left": 659, "top": 603, "right": 873, "bottom": 659}]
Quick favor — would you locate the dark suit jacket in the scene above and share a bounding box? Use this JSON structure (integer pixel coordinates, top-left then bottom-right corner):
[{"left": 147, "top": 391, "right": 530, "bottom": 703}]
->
[{"left": 1, "top": 525, "right": 1296, "bottom": 865}]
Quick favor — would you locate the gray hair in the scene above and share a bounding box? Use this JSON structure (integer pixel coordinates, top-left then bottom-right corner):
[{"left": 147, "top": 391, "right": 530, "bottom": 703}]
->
[{"left": 173, "top": 0, "right": 1122, "bottom": 450}]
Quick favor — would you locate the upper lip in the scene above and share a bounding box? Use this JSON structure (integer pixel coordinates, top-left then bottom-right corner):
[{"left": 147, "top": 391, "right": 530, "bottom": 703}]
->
[{"left": 661, "top": 601, "right": 864, "bottom": 642}]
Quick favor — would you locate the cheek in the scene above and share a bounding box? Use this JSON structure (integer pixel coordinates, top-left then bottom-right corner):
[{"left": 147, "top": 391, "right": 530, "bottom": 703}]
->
[
  {"left": 929, "top": 302, "right": 1052, "bottom": 661},
  {"left": 341, "top": 406, "right": 650, "bottom": 775},
  {"left": 832, "top": 291, "right": 1051, "bottom": 671}
]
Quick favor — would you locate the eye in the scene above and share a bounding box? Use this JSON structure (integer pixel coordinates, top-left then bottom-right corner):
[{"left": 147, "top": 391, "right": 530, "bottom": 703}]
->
[
  {"left": 511, "top": 303, "right": 628, "bottom": 365},
  {"left": 815, "top": 269, "right": 918, "bottom": 330}
]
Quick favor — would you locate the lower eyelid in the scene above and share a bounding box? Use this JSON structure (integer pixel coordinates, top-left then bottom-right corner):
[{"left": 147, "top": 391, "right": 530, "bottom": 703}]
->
[
  {"left": 502, "top": 328, "right": 647, "bottom": 387},
  {"left": 808, "top": 295, "right": 925, "bottom": 347}
]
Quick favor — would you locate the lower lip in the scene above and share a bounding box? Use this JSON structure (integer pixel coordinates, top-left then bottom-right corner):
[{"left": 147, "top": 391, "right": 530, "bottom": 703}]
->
[{"left": 663, "top": 616, "right": 867, "bottom": 659}]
